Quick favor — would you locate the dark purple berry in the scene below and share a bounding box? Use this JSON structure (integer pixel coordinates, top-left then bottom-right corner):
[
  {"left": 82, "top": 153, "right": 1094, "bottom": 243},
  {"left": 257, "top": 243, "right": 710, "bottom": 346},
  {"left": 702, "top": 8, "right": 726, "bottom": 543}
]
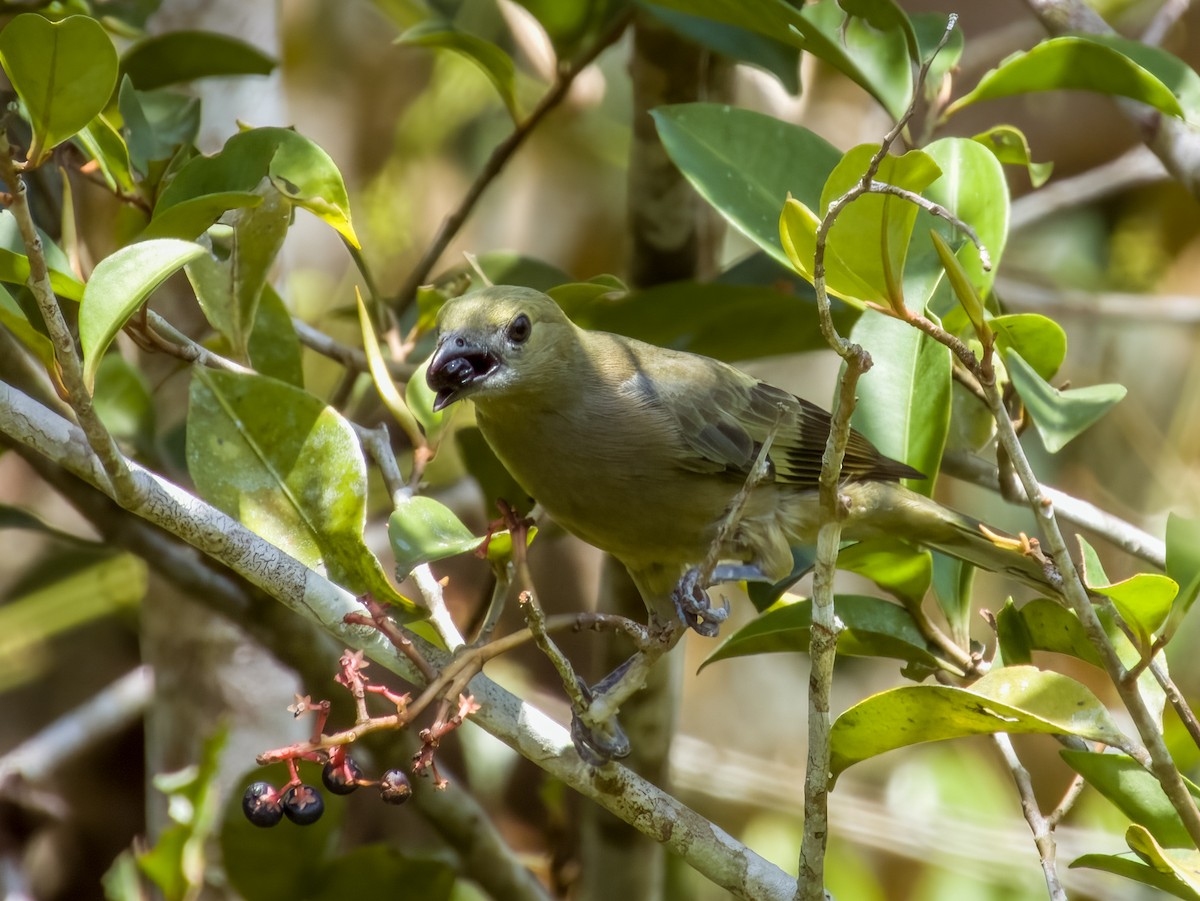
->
[
  {"left": 242, "top": 782, "right": 283, "bottom": 828},
  {"left": 379, "top": 769, "right": 411, "bottom": 805},
  {"left": 281, "top": 784, "right": 325, "bottom": 825},
  {"left": 322, "top": 756, "right": 364, "bottom": 796}
]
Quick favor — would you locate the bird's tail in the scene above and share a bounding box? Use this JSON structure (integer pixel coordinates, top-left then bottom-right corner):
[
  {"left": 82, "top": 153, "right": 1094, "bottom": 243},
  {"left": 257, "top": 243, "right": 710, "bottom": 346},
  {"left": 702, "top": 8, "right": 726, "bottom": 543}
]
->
[{"left": 843, "top": 481, "right": 1064, "bottom": 596}]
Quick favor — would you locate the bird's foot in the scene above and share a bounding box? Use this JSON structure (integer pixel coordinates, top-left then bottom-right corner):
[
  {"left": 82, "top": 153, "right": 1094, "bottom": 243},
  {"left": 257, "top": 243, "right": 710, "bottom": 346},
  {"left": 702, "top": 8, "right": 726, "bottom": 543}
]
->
[
  {"left": 571, "top": 672, "right": 632, "bottom": 765},
  {"left": 671, "top": 567, "right": 731, "bottom": 637}
]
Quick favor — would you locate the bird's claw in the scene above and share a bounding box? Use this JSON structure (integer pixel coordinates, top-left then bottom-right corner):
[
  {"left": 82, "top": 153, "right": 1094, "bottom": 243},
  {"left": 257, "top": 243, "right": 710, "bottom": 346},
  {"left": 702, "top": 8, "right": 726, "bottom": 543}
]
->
[
  {"left": 570, "top": 676, "right": 631, "bottom": 764},
  {"left": 671, "top": 568, "right": 730, "bottom": 637}
]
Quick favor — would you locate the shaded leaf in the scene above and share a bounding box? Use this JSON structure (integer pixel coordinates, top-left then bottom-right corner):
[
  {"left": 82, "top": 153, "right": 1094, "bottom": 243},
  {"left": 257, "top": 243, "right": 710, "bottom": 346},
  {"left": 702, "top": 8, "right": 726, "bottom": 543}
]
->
[
  {"left": 80, "top": 238, "right": 205, "bottom": 390},
  {"left": 120, "top": 30, "right": 276, "bottom": 91},
  {"left": 830, "top": 665, "right": 1131, "bottom": 780},
  {"left": 931, "top": 552, "right": 974, "bottom": 643},
  {"left": 388, "top": 494, "right": 483, "bottom": 580},
  {"left": 1017, "top": 597, "right": 1104, "bottom": 668},
  {"left": 1005, "top": 349, "right": 1126, "bottom": 453},
  {"left": 653, "top": 103, "right": 840, "bottom": 270},
  {"left": 247, "top": 284, "right": 303, "bottom": 387},
  {"left": 396, "top": 20, "right": 520, "bottom": 122},
  {"left": 995, "top": 599, "right": 1033, "bottom": 665},
  {"left": 701, "top": 594, "right": 938, "bottom": 671},
  {"left": 0, "top": 211, "right": 84, "bottom": 300},
  {"left": 0, "top": 14, "right": 118, "bottom": 165},
  {"left": 1070, "top": 852, "right": 1200, "bottom": 900},
  {"left": 1164, "top": 513, "right": 1200, "bottom": 643},
  {"left": 358, "top": 288, "right": 423, "bottom": 450},
  {"left": 837, "top": 538, "right": 931, "bottom": 607},
  {"left": 1126, "top": 825, "right": 1200, "bottom": 894}
]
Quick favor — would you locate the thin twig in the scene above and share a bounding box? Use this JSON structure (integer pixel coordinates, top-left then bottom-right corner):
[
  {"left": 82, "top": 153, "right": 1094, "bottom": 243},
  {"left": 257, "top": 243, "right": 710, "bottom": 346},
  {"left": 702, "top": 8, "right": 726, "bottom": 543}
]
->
[
  {"left": 991, "top": 734, "right": 1067, "bottom": 901},
  {"left": 866, "top": 181, "right": 991, "bottom": 271},
  {"left": 0, "top": 134, "right": 140, "bottom": 506},
  {"left": 393, "top": 10, "right": 633, "bottom": 313},
  {"left": 292, "top": 315, "right": 418, "bottom": 380}
]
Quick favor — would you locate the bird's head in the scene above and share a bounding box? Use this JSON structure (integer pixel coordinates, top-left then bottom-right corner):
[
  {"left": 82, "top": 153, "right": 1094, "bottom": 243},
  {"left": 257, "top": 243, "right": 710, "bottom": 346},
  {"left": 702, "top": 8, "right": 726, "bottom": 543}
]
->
[{"left": 426, "top": 286, "right": 576, "bottom": 412}]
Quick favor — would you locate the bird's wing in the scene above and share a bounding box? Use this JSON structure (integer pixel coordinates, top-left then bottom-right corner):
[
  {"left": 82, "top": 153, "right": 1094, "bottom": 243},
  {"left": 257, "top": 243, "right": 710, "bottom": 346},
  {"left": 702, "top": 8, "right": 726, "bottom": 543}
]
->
[{"left": 629, "top": 342, "right": 918, "bottom": 486}]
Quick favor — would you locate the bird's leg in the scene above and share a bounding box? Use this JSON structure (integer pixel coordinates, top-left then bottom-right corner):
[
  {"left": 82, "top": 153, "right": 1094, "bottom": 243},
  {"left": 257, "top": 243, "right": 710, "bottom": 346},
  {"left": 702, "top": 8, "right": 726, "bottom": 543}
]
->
[
  {"left": 569, "top": 614, "right": 685, "bottom": 764},
  {"left": 671, "top": 567, "right": 731, "bottom": 637}
]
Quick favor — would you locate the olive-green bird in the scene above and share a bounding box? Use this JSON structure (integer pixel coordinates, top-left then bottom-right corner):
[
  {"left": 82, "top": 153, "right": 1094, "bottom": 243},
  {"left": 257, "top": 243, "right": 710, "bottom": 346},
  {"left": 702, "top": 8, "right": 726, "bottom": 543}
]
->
[{"left": 427, "top": 286, "right": 1046, "bottom": 756}]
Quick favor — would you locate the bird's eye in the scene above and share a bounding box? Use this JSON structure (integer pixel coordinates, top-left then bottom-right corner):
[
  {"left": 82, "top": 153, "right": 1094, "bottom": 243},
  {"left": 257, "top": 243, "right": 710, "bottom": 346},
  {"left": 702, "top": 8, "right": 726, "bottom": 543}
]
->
[{"left": 507, "top": 313, "right": 531, "bottom": 344}]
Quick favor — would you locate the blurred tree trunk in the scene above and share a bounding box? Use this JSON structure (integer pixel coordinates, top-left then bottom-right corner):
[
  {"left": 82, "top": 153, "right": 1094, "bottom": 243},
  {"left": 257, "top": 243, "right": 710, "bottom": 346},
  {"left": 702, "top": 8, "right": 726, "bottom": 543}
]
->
[{"left": 577, "top": 12, "right": 730, "bottom": 900}]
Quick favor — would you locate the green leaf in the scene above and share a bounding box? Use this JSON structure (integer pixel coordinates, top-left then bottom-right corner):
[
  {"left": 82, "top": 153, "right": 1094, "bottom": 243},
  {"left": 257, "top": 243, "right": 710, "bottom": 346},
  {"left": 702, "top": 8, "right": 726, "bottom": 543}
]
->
[
  {"left": 139, "top": 192, "right": 264, "bottom": 242},
  {"left": 837, "top": 538, "right": 931, "bottom": 608},
  {"left": 1125, "top": 825, "right": 1200, "bottom": 894},
  {"left": 1071, "top": 851, "right": 1200, "bottom": 900},
  {"left": 93, "top": 353, "right": 156, "bottom": 458},
  {"left": 405, "top": 359, "right": 446, "bottom": 442},
  {"left": 1017, "top": 597, "right": 1104, "bottom": 668},
  {"left": 0, "top": 211, "right": 84, "bottom": 300},
  {"left": 156, "top": 127, "right": 358, "bottom": 248},
  {"left": 653, "top": 103, "right": 840, "bottom": 270},
  {"left": 931, "top": 552, "right": 974, "bottom": 643},
  {"left": 929, "top": 229, "right": 989, "bottom": 345},
  {"left": 358, "top": 288, "right": 423, "bottom": 450},
  {"left": 247, "top": 284, "right": 304, "bottom": 387},
  {"left": 186, "top": 368, "right": 420, "bottom": 616},
  {"left": 1163, "top": 513, "right": 1200, "bottom": 643},
  {"left": 388, "top": 494, "right": 483, "bottom": 581},
  {"left": 0, "top": 14, "right": 119, "bottom": 165},
  {"left": 186, "top": 185, "right": 291, "bottom": 360},
  {"left": 645, "top": 4, "right": 801, "bottom": 94},
  {"left": 848, "top": 311, "right": 950, "bottom": 493},
  {"left": 76, "top": 113, "right": 136, "bottom": 196},
  {"left": 947, "top": 36, "right": 1194, "bottom": 125},
  {"left": 781, "top": 145, "right": 942, "bottom": 309},
  {"left": 80, "top": 238, "right": 205, "bottom": 391},
  {"left": 1062, "top": 750, "right": 1200, "bottom": 849},
  {"left": 701, "top": 594, "right": 938, "bottom": 671},
  {"left": 829, "top": 665, "right": 1131, "bottom": 781},
  {"left": 973, "top": 125, "right": 1053, "bottom": 188},
  {"left": 990, "top": 314, "right": 1066, "bottom": 380},
  {"left": 1079, "top": 534, "right": 1177, "bottom": 649},
  {"left": 995, "top": 598, "right": 1033, "bottom": 666},
  {"left": 837, "top": 0, "right": 919, "bottom": 62},
  {"left": 0, "top": 283, "right": 57, "bottom": 377},
  {"left": 120, "top": 30, "right": 276, "bottom": 90},
  {"left": 508, "top": 0, "right": 625, "bottom": 58},
  {"left": 119, "top": 78, "right": 202, "bottom": 177},
  {"left": 1005, "top": 349, "right": 1126, "bottom": 453},
  {"left": 396, "top": 20, "right": 520, "bottom": 122}
]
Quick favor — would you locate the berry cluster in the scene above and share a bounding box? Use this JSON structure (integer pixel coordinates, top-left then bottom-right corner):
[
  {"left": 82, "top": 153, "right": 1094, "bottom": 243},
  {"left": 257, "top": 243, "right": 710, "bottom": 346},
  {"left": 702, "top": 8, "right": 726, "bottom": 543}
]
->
[{"left": 242, "top": 754, "right": 412, "bottom": 828}]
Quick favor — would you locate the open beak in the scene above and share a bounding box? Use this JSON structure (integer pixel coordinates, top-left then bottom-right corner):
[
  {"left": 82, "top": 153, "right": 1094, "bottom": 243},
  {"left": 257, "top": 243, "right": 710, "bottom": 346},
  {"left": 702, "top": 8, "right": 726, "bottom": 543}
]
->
[{"left": 426, "top": 334, "right": 501, "bottom": 412}]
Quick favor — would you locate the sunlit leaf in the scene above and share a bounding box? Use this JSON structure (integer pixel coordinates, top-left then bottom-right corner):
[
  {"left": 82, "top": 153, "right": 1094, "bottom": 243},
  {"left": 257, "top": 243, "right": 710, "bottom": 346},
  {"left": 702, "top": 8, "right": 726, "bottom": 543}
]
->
[
  {"left": 1079, "top": 535, "right": 1176, "bottom": 649},
  {"left": 388, "top": 494, "right": 483, "bottom": 580},
  {"left": 80, "top": 238, "right": 205, "bottom": 390},
  {"left": 0, "top": 14, "right": 119, "bottom": 164},
  {"left": 1005, "top": 349, "right": 1126, "bottom": 453},
  {"left": 973, "top": 125, "right": 1053, "bottom": 187},
  {"left": 990, "top": 314, "right": 1065, "bottom": 380},
  {"left": 837, "top": 538, "right": 931, "bottom": 606}
]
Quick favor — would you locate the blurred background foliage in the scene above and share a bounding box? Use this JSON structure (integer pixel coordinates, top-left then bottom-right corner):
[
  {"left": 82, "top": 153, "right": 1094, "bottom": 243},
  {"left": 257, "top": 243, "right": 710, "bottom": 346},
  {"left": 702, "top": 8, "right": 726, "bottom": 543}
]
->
[{"left": 3, "top": 0, "right": 1200, "bottom": 899}]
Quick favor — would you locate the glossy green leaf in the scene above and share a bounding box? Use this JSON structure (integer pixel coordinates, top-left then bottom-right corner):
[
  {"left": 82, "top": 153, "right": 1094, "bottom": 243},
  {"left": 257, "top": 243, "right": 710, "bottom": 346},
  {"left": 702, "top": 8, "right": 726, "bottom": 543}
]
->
[
  {"left": 156, "top": 127, "right": 358, "bottom": 247},
  {"left": 1016, "top": 597, "right": 1104, "bottom": 668},
  {"left": 119, "top": 78, "right": 202, "bottom": 177},
  {"left": 1079, "top": 535, "right": 1176, "bottom": 649},
  {"left": 76, "top": 113, "right": 136, "bottom": 196},
  {"left": 838, "top": 0, "right": 919, "bottom": 61},
  {"left": 645, "top": 4, "right": 801, "bottom": 93},
  {"left": 1070, "top": 851, "right": 1200, "bottom": 900},
  {"left": 405, "top": 359, "right": 446, "bottom": 442},
  {"left": 388, "top": 494, "right": 483, "bottom": 580},
  {"left": 139, "top": 192, "right": 264, "bottom": 242},
  {"left": 1062, "top": 750, "right": 1200, "bottom": 849},
  {"left": 247, "top": 284, "right": 303, "bottom": 387},
  {"left": 0, "top": 284, "right": 57, "bottom": 376},
  {"left": 0, "top": 14, "right": 119, "bottom": 165},
  {"left": 973, "top": 125, "right": 1053, "bottom": 188},
  {"left": 186, "top": 368, "right": 419, "bottom": 615},
  {"left": 508, "top": 0, "right": 625, "bottom": 58},
  {"left": 848, "top": 311, "right": 950, "bottom": 494},
  {"left": 701, "top": 594, "right": 937, "bottom": 671},
  {"left": 990, "top": 314, "right": 1066, "bottom": 380},
  {"left": 80, "top": 238, "right": 205, "bottom": 390},
  {"left": 1005, "top": 349, "right": 1126, "bottom": 453},
  {"left": 0, "top": 212, "right": 84, "bottom": 301},
  {"left": 782, "top": 145, "right": 941, "bottom": 309},
  {"left": 653, "top": 103, "right": 840, "bottom": 270},
  {"left": 829, "top": 665, "right": 1131, "bottom": 781},
  {"left": 1126, "top": 826, "right": 1200, "bottom": 894},
  {"left": 947, "top": 36, "right": 1194, "bottom": 125},
  {"left": 120, "top": 30, "right": 276, "bottom": 90},
  {"left": 186, "top": 186, "right": 291, "bottom": 360},
  {"left": 906, "top": 137, "right": 1009, "bottom": 312},
  {"left": 1163, "top": 513, "right": 1200, "bottom": 643},
  {"left": 396, "top": 20, "right": 520, "bottom": 122},
  {"left": 837, "top": 539, "right": 931, "bottom": 607}
]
